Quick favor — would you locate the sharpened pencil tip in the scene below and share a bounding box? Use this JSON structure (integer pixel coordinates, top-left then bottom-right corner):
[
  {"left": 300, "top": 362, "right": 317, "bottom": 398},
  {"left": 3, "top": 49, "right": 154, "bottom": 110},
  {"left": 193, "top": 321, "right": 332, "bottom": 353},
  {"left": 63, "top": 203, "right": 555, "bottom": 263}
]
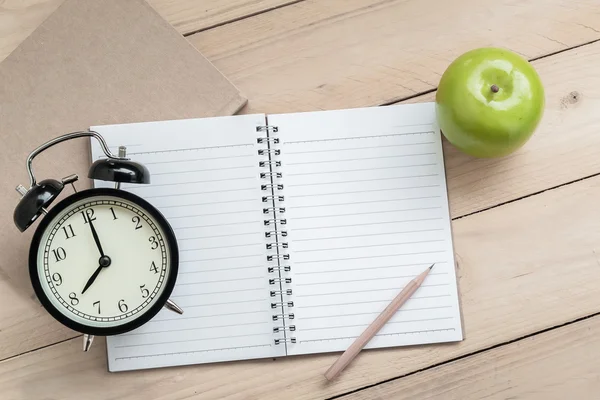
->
[{"left": 429, "top": 263, "right": 435, "bottom": 270}]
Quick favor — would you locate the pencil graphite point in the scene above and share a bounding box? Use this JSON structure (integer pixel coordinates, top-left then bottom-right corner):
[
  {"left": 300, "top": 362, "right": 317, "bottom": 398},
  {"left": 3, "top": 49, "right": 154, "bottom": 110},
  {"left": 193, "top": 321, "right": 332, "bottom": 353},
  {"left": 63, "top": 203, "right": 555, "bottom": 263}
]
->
[{"left": 429, "top": 263, "right": 435, "bottom": 270}]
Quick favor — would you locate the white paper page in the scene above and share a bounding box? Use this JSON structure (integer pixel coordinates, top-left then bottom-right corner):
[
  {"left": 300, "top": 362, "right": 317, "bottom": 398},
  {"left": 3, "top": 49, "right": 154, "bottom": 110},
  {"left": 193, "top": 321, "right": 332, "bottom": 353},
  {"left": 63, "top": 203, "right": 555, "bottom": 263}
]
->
[
  {"left": 268, "top": 103, "right": 462, "bottom": 356},
  {"left": 89, "top": 114, "right": 286, "bottom": 371}
]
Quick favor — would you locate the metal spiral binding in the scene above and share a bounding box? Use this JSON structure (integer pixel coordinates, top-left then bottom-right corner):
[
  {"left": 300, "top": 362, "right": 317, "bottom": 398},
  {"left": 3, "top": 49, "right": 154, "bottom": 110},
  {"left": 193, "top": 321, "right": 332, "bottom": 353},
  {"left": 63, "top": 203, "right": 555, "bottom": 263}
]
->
[
  {"left": 258, "top": 124, "right": 295, "bottom": 346},
  {"left": 272, "top": 313, "right": 294, "bottom": 321}
]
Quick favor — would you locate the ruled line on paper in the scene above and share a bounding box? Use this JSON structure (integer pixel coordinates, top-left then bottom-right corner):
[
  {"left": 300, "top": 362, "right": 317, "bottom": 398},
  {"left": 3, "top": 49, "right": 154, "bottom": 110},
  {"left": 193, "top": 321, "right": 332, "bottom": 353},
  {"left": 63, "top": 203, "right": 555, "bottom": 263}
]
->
[
  {"left": 177, "top": 276, "right": 264, "bottom": 285},
  {"left": 180, "top": 254, "right": 264, "bottom": 263},
  {"left": 175, "top": 221, "right": 261, "bottom": 230},
  {"left": 294, "top": 239, "right": 445, "bottom": 254},
  {"left": 290, "top": 217, "right": 443, "bottom": 231},
  {"left": 290, "top": 196, "right": 441, "bottom": 209},
  {"left": 168, "top": 209, "right": 257, "bottom": 220},
  {"left": 114, "top": 344, "right": 273, "bottom": 361},
  {"left": 283, "top": 130, "right": 433, "bottom": 144},
  {"left": 294, "top": 261, "right": 447, "bottom": 275},
  {"left": 143, "top": 187, "right": 256, "bottom": 199},
  {"left": 178, "top": 231, "right": 262, "bottom": 241},
  {"left": 126, "top": 175, "right": 257, "bottom": 189},
  {"left": 294, "top": 251, "right": 445, "bottom": 264},
  {"left": 166, "top": 295, "right": 267, "bottom": 305},
  {"left": 284, "top": 142, "right": 436, "bottom": 155},
  {"left": 286, "top": 153, "right": 436, "bottom": 166},
  {"left": 114, "top": 332, "right": 274, "bottom": 348},
  {"left": 289, "top": 185, "right": 441, "bottom": 199},
  {"left": 172, "top": 286, "right": 265, "bottom": 294},
  {"left": 295, "top": 283, "right": 450, "bottom": 297},
  {"left": 295, "top": 272, "right": 447, "bottom": 287},
  {"left": 153, "top": 165, "right": 256, "bottom": 175},
  {"left": 296, "top": 294, "right": 452, "bottom": 309},
  {"left": 182, "top": 299, "right": 269, "bottom": 308},
  {"left": 153, "top": 310, "right": 270, "bottom": 323},
  {"left": 292, "top": 206, "right": 441, "bottom": 221},
  {"left": 180, "top": 243, "right": 263, "bottom": 252},
  {"left": 179, "top": 265, "right": 265, "bottom": 274},
  {"left": 298, "top": 328, "right": 456, "bottom": 344},
  {"left": 107, "top": 144, "right": 142, "bottom": 149},
  {"left": 128, "top": 143, "right": 253, "bottom": 155},
  {"left": 298, "top": 306, "right": 453, "bottom": 319},
  {"left": 293, "top": 228, "right": 444, "bottom": 242},
  {"left": 287, "top": 174, "right": 439, "bottom": 188},
  {"left": 286, "top": 162, "right": 436, "bottom": 176},
  {"left": 300, "top": 317, "right": 454, "bottom": 332},
  {"left": 122, "top": 321, "right": 270, "bottom": 337},
  {"left": 143, "top": 153, "right": 255, "bottom": 165},
  {"left": 159, "top": 199, "right": 256, "bottom": 208}
]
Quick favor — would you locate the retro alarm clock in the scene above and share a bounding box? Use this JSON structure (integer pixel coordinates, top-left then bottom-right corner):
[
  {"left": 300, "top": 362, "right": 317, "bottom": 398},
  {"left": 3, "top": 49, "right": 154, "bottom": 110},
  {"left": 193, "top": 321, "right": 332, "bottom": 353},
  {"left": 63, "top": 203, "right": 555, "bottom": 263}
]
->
[{"left": 13, "top": 130, "right": 182, "bottom": 352}]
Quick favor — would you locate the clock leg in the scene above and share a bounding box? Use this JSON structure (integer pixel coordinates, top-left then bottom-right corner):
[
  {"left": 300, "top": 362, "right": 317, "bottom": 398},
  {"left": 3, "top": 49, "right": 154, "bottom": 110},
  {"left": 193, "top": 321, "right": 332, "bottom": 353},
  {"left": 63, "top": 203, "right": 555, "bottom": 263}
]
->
[
  {"left": 83, "top": 334, "right": 94, "bottom": 352},
  {"left": 164, "top": 299, "right": 183, "bottom": 315}
]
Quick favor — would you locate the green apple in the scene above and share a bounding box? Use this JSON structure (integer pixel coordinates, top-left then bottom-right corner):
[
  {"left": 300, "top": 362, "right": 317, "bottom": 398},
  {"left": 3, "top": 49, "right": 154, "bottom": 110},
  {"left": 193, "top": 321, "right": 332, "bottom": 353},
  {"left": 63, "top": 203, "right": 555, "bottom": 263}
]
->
[{"left": 435, "top": 47, "right": 545, "bottom": 158}]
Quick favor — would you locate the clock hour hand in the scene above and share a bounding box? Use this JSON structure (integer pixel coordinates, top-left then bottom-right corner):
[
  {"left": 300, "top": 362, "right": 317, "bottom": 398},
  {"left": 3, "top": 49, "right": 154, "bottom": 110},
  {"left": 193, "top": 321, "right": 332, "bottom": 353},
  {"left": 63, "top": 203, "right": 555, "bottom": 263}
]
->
[
  {"left": 82, "top": 255, "right": 111, "bottom": 294},
  {"left": 82, "top": 265, "right": 103, "bottom": 294}
]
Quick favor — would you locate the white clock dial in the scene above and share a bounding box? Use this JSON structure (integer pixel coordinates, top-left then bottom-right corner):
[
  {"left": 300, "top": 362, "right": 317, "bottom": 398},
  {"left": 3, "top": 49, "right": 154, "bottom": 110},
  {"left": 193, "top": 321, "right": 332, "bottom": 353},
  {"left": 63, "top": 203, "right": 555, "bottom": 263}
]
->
[{"left": 34, "top": 194, "right": 173, "bottom": 330}]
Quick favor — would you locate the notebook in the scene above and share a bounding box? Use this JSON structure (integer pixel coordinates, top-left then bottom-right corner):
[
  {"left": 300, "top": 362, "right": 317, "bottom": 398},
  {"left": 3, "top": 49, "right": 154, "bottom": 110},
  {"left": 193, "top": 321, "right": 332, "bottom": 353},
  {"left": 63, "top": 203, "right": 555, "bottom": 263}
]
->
[
  {"left": 89, "top": 102, "right": 463, "bottom": 372},
  {"left": 0, "top": 0, "right": 245, "bottom": 304}
]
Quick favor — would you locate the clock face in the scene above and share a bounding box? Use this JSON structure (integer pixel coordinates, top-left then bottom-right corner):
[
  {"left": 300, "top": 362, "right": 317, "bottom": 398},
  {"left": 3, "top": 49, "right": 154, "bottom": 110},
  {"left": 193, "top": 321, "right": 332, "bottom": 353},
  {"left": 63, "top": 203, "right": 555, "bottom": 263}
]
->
[{"left": 29, "top": 189, "right": 178, "bottom": 335}]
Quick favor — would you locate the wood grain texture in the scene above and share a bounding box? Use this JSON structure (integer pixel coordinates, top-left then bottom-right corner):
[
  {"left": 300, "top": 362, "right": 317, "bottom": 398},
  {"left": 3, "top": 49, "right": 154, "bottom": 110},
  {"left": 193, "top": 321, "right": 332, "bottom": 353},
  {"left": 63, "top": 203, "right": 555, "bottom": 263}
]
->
[
  {"left": 342, "top": 315, "right": 600, "bottom": 400},
  {"left": 190, "top": 0, "right": 600, "bottom": 114},
  {"left": 413, "top": 40, "right": 600, "bottom": 218},
  {"left": 0, "top": 0, "right": 63, "bottom": 63},
  {"left": 4, "top": 0, "right": 600, "bottom": 397},
  {"left": 0, "top": 275, "right": 73, "bottom": 361},
  {"left": 3, "top": 155, "right": 600, "bottom": 399},
  {"left": 3, "top": 3, "right": 600, "bottom": 367},
  {"left": 0, "top": 0, "right": 295, "bottom": 62},
  {"left": 149, "top": 0, "right": 300, "bottom": 34}
]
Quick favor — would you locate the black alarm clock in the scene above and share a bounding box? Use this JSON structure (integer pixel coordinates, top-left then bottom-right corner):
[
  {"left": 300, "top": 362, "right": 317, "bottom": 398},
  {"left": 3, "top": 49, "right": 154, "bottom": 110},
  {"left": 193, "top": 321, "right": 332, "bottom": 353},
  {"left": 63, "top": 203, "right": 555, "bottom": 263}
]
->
[{"left": 13, "top": 130, "right": 182, "bottom": 351}]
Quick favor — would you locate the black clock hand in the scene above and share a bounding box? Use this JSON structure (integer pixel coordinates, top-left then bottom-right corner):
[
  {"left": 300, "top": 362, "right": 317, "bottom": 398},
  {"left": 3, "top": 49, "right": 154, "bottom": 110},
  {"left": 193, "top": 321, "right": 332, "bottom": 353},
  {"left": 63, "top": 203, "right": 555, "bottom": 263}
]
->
[
  {"left": 82, "top": 265, "right": 103, "bottom": 294},
  {"left": 83, "top": 212, "right": 110, "bottom": 295},
  {"left": 87, "top": 215, "right": 105, "bottom": 257},
  {"left": 81, "top": 255, "right": 112, "bottom": 294}
]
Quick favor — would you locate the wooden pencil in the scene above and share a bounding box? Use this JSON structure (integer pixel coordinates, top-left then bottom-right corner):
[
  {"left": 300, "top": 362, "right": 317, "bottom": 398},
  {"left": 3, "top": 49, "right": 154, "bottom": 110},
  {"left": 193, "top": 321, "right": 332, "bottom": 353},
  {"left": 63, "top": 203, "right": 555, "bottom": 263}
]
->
[{"left": 324, "top": 264, "right": 434, "bottom": 381}]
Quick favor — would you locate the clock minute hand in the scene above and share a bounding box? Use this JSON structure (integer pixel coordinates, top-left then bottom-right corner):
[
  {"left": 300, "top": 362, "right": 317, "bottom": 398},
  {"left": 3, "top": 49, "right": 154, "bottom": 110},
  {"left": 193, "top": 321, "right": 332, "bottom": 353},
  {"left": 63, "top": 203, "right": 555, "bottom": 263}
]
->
[{"left": 87, "top": 216, "right": 105, "bottom": 257}]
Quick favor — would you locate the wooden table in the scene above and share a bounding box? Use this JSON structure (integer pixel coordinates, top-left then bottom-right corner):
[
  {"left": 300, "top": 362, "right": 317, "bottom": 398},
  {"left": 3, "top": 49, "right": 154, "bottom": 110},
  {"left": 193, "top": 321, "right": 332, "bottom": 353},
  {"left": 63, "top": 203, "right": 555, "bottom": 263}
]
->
[{"left": 2, "top": 1, "right": 600, "bottom": 399}]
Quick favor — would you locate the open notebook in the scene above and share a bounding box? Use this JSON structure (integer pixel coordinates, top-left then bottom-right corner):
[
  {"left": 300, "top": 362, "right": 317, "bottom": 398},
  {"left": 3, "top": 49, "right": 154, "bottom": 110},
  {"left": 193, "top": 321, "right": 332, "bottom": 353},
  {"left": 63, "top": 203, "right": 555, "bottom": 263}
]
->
[{"left": 90, "top": 102, "right": 462, "bottom": 372}]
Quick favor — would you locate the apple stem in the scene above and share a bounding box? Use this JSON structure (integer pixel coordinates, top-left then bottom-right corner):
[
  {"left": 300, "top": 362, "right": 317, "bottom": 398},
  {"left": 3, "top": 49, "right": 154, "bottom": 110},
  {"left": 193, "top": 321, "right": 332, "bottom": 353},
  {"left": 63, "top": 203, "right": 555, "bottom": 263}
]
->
[{"left": 491, "top": 84, "right": 499, "bottom": 93}]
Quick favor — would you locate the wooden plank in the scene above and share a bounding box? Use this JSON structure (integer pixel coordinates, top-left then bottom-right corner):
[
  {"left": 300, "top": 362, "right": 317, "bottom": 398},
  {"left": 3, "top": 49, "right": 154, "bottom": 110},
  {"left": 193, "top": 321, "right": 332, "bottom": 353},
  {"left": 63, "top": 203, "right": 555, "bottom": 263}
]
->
[
  {"left": 3, "top": 15, "right": 600, "bottom": 363},
  {"left": 412, "top": 39, "right": 600, "bottom": 217},
  {"left": 2, "top": 0, "right": 600, "bottom": 392},
  {"left": 3, "top": 157, "right": 600, "bottom": 399},
  {"left": 0, "top": 275, "right": 73, "bottom": 361},
  {"left": 0, "top": 0, "right": 295, "bottom": 62},
  {"left": 190, "top": 0, "right": 600, "bottom": 114},
  {"left": 342, "top": 315, "right": 600, "bottom": 400},
  {"left": 149, "top": 0, "right": 300, "bottom": 35}
]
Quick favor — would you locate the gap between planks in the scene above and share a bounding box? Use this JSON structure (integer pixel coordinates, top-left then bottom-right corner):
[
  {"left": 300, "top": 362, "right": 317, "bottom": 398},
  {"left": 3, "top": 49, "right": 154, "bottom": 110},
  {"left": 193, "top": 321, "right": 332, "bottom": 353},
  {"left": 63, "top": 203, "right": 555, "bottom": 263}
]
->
[
  {"left": 3, "top": 30, "right": 600, "bottom": 366},
  {"left": 330, "top": 310, "right": 600, "bottom": 399},
  {"left": 378, "top": 37, "right": 600, "bottom": 108},
  {"left": 181, "top": 0, "right": 306, "bottom": 37}
]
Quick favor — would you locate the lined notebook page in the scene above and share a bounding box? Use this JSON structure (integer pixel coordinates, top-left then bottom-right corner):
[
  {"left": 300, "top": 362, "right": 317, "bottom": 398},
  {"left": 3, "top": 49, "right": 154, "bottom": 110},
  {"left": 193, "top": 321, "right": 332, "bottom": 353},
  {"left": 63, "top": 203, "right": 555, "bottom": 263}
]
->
[
  {"left": 268, "top": 103, "right": 463, "bottom": 356},
  {"left": 90, "top": 114, "right": 286, "bottom": 371}
]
